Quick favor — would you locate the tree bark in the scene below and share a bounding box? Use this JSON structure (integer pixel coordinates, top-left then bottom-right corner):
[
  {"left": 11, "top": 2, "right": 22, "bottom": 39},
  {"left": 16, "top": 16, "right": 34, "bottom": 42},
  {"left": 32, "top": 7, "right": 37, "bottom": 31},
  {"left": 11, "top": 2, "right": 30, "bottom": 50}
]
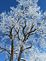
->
[
  {"left": 10, "top": 40, "right": 14, "bottom": 61},
  {"left": 18, "top": 46, "right": 23, "bottom": 61},
  {"left": 9, "top": 28, "right": 14, "bottom": 61}
]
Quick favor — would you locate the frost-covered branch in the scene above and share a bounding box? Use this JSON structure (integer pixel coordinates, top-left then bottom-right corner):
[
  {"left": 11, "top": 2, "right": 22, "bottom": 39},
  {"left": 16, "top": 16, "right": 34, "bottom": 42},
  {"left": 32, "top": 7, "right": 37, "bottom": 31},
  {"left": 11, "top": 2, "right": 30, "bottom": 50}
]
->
[
  {"left": 23, "top": 45, "right": 32, "bottom": 51},
  {"left": 0, "top": 0, "right": 46, "bottom": 61},
  {"left": 23, "top": 23, "right": 37, "bottom": 42},
  {"left": 0, "top": 46, "right": 10, "bottom": 55}
]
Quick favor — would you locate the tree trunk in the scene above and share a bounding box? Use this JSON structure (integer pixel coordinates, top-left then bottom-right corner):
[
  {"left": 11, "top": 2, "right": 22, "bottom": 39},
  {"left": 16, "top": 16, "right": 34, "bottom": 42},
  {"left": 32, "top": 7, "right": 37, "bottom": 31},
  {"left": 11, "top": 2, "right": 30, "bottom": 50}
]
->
[
  {"left": 18, "top": 46, "right": 23, "bottom": 61},
  {"left": 10, "top": 40, "right": 14, "bottom": 61},
  {"left": 9, "top": 28, "right": 14, "bottom": 61}
]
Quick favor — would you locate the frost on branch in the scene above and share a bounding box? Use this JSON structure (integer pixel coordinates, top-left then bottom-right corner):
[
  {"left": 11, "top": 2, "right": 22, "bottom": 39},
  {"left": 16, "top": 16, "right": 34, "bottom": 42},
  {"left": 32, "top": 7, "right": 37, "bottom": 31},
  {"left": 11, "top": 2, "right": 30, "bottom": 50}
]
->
[{"left": 0, "top": 0, "right": 46, "bottom": 61}]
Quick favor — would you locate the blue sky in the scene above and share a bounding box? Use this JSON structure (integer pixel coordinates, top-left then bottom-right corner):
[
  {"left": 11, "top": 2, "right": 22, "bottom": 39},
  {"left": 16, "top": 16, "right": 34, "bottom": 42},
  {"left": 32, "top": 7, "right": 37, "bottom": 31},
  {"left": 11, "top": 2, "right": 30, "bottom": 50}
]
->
[
  {"left": 38, "top": 0, "right": 46, "bottom": 12},
  {"left": 0, "top": 0, "right": 46, "bottom": 13},
  {"left": 0, "top": 53, "right": 5, "bottom": 61},
  {"left": 0, "top": 0, "right": 18, "bottom": 13},
  {"left": 0, "top": 0, "right": 46, "bottom": 61}
]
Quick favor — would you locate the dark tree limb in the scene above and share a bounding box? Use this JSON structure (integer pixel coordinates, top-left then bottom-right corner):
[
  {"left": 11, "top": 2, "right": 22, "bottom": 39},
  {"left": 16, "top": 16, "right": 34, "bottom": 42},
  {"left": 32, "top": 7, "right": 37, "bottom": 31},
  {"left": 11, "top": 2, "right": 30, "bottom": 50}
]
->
[
  {"left": 21, "top": 58, "right": 26, "bottom": 61},
  {"left": 23, "top": 23, "right": 37, "bottom": 42},
  {"left": 17, "top": 22, "right": 37, "bottom": 61},
  {"left": 23, "top": 45, "right": 32, "bottom": 51},
  {"left": 18, "top": 46, "right": 23, "bottom": 61},
  {"left": 10, "top": 39, "right": 14, "bottom": 61},
  {"left": 0, "top": 46, "right": 10, "bottom": 55},
  {"left": 9, "top": 27, "right": 14, "bottom": 61}
]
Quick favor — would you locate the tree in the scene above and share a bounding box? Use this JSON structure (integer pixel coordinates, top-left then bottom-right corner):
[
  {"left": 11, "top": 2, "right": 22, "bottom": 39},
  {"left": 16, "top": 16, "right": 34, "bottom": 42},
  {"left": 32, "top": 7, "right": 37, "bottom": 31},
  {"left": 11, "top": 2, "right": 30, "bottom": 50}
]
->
[{"left": 0, "top": 0, "right": 46, "bottom": 61}]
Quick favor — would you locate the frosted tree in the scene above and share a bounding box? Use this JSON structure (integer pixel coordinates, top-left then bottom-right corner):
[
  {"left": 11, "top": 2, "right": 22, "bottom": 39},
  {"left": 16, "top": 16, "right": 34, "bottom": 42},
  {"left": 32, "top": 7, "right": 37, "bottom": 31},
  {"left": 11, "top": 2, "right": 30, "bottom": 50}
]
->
[{"left": 0, "top": 0, "right": 46, "bottom": 61}]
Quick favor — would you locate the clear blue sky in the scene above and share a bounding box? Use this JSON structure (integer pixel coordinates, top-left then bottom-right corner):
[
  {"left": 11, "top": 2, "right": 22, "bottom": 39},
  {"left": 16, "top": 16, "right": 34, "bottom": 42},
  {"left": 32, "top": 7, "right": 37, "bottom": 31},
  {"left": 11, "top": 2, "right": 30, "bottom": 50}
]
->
[
  {"left": 38, "top": 0, "right": 46, "bottom": 12},
  {"left": 0, "top": 0, "right": 18, "bottom": 13},
  {"left": 0, "top": 0, "right": 46, "bottom": 61}
]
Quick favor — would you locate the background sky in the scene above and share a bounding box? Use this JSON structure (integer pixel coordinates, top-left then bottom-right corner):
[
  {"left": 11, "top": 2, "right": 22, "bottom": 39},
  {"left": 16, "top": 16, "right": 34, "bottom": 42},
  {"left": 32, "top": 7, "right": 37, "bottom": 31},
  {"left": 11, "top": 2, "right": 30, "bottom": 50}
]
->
[
  {"left": 0, "top": 0, "right": 46, "bottom": 13},
  {"left": 38, "top": 0, "right": 46, "bottom": 12},
  {"left": 0, "top": 0, "right": 46, "bottom": 61},
  {"left": 0, "top": 0, "right": 18, "bottom": 13}
]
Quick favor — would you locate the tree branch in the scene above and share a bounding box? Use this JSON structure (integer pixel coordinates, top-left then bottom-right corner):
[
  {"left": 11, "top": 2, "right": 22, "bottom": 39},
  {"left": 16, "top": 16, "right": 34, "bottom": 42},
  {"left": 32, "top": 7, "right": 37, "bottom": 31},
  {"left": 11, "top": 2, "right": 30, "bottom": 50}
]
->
[
  {"left": 23, "top": 23, "right": 37, "bottom": 42},
  {"left": 21, "top": 58, "right": 26, "bottom": 61},
  {"left": 18, "top": 46, "right": 23, "bottom": 61},
  {"left": 23, "top": 45, "right": 32, "bottom": 51},
  {"left": 0, "top": 46, "right": 10, "bottom": 55}
]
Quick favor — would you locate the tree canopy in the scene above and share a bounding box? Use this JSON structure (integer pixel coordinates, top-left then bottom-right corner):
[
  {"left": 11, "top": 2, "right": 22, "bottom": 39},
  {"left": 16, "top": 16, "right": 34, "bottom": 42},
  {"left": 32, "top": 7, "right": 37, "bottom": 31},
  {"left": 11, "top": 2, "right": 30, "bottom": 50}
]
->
[{"left": 0, "top": 0, "right": 46, "bottom": 61}]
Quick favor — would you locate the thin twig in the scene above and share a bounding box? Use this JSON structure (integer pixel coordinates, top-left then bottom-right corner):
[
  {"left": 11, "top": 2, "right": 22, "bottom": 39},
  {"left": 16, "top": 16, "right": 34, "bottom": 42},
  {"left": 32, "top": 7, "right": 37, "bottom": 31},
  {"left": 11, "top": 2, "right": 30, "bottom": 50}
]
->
[{"left": 0, "top": 46, "right": 10, "bottom": 55}]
